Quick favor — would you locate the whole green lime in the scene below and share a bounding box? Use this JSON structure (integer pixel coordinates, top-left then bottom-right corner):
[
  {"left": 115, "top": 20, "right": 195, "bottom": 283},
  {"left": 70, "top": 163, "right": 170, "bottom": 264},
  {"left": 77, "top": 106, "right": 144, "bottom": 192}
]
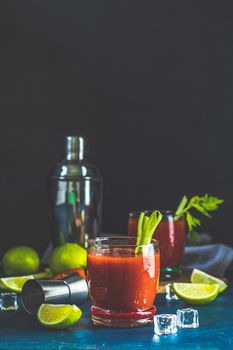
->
[
  {"left": 3, "top": 246, "right": 40, "bottom": 276},
  {"left": 49, "top": 243, "right": 87, "bottom": 274}
]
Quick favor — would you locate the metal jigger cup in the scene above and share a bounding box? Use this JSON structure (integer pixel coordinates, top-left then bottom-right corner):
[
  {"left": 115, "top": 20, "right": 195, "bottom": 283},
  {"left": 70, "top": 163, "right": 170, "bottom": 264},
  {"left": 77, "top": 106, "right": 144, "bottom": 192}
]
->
[{"left": 21, "top": 273, "right": 88, "bottom": 315}]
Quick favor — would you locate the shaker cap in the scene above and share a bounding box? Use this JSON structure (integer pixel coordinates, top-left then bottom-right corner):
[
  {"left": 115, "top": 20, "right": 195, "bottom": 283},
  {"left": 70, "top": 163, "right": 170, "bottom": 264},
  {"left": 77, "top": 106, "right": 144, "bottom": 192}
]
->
[{"left": 64, "top": 136, "right": 88, "bottom": 161}]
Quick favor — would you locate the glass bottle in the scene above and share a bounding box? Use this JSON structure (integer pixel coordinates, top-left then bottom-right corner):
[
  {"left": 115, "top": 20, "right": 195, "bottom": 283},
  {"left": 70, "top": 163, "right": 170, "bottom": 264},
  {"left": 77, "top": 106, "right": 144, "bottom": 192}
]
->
[{"left": 48, "top": 136, "right": 102, "bottom": 248}]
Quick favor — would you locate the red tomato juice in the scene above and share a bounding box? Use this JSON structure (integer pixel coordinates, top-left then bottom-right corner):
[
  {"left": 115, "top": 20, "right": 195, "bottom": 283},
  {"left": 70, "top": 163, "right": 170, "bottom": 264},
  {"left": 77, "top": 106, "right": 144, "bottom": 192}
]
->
[{"left": 88, "top": 250, "right": 160, "bottom": 312}]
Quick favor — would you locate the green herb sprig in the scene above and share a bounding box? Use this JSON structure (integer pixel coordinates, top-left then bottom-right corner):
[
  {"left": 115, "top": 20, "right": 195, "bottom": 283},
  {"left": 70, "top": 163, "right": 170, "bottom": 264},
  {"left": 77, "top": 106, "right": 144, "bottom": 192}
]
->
[
  {"left": 136, "top": 210, "right": 163, "bottom": 247},
  {"left": 175, "top": 194, "right": 224, "bottom": 240}
]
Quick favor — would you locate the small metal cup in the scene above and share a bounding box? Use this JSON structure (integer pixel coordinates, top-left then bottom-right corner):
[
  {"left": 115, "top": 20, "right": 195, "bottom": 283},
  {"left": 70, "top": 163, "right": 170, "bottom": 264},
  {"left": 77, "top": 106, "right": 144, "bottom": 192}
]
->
[{"left": 21, "top": 273, "right": 88, "bottom": 315}]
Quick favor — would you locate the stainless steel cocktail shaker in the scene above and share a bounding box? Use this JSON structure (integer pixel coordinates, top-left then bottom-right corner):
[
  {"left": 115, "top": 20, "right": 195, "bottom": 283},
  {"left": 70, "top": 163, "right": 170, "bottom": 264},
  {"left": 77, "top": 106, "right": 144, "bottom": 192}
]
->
[{"left": 48, "top": 136, "right": 102, "bottom": 248}]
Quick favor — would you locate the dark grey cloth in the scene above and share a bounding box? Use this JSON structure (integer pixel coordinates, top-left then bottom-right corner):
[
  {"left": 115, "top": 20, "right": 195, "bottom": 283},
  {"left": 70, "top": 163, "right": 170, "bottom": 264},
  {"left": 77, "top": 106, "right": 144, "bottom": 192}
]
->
[{"left": 183, "top": 244, "right": 233, "bottom": 277}]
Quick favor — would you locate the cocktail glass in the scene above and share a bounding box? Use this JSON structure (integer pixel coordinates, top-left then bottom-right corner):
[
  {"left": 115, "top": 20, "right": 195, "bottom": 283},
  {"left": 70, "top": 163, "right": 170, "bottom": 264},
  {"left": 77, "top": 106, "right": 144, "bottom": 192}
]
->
[
  {"left": 128, "top": 211, "right": 186, "bottom": 279},
  {"left": 87, "top": 236, "right": 160, "bottom": 327}
]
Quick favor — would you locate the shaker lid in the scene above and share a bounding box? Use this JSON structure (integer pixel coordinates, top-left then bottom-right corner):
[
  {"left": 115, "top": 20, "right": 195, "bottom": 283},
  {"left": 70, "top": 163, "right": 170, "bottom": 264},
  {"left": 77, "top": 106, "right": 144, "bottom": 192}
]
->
[
  {"left": 49, "top": 135, "right": 101, "bottom": 179},
  {"left": 64, "top": 136, "right": 87, "bottom": 161}
]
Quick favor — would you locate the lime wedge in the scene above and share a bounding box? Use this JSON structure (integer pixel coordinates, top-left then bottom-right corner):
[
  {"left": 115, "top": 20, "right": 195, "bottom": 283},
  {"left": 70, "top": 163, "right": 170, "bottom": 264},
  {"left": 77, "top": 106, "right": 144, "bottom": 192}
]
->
[
  {"left": 0, "top": 275, "right": 34, "bottom": 293},
  {"left": 173, "top": 283, "right": 220, "bottom": 305},
  {"left": 37, "top": 304, "right": 82, "bottom": 329},
  {"left": 191, "top": 268, "right": 227, "bottom": 293}
]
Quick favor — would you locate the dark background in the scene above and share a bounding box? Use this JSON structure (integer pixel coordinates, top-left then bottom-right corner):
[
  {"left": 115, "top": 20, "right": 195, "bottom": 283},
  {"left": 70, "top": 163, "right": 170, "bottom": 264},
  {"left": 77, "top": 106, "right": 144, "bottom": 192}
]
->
[{"left": 0, "top": 1, "right": 232, "bottom": 256}]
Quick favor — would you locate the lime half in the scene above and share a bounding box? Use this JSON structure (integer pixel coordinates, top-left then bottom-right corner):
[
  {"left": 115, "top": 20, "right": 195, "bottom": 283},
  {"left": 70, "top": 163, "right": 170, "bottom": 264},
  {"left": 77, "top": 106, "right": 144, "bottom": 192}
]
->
[
  {"left": 0, "top": 275, "right": 34, "bottom": 293},
  {"left": 37, "top": 304, "right": 82, "bottom": 329},
  {"left": 191, "top": 268, "right": 227, "bottom": 293},
  {"left": 173, "top": 283, "right": 220, "bottom": 305}
]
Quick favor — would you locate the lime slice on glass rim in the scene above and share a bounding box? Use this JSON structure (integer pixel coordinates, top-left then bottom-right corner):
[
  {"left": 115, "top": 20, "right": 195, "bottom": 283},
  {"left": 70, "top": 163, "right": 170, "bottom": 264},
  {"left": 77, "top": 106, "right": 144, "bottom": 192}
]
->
[
  {"left": 173, "top": 283, "right": 220, "bottom": 305},
  {"left": 191, "top": 268, "right": 227, "bottom": 293},
  {"left": 0, "top": 275, "right": 34, "bottom": 293},
  {"left": 37, "top": 304, "right": 82, "bottom": 329}
]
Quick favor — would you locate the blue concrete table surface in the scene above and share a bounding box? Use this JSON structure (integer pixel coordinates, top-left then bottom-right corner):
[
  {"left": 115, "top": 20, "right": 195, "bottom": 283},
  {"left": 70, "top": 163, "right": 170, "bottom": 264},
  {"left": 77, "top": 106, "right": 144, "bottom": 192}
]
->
[{"left": 0, "top": 283, "right": 232, "bottom": 350}]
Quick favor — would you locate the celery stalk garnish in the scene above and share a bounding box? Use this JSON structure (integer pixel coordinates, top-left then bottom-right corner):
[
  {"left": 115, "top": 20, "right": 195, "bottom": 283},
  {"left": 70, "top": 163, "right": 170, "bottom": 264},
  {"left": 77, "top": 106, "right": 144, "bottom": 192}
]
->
[
  {"left": 136, "top": 210, "right": 163, "bottom": 249},
  {"left": 175, "top": 195, "right": 188, "bottom": 217},
  {"left": 142, "top": 215, "right": 149, "bottom": 236},
  {"left": 175, "top": 194, "right": 224, "bottom": 240},
  {"left": 136, "top": 212, "right": 145, "bottom": 246}
]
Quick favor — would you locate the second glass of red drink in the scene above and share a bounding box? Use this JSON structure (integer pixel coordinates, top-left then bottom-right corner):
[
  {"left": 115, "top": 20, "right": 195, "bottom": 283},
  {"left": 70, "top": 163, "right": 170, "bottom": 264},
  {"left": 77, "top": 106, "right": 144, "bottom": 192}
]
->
[
  {"left": 87, "top": 236, "right": 160, "bottom": 327},
  {"left": 128, "top": 210, "right": 186, "bottom": 279}
]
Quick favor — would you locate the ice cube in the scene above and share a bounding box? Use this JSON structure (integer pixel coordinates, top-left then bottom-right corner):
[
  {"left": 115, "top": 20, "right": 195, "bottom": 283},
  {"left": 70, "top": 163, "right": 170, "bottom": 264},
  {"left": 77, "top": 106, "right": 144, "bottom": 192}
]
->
[
  {"left": 177, "top": 308, "right": 199, "bottom": 328},
  {"left": 0, "top": 293, "right": 18, "bottom": 311},
  {"left": 154, "top": 314, "right": 178, "bottom": 335},
  {"left": 165, "top": 284, "right": 179, "bottom": 301}
]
